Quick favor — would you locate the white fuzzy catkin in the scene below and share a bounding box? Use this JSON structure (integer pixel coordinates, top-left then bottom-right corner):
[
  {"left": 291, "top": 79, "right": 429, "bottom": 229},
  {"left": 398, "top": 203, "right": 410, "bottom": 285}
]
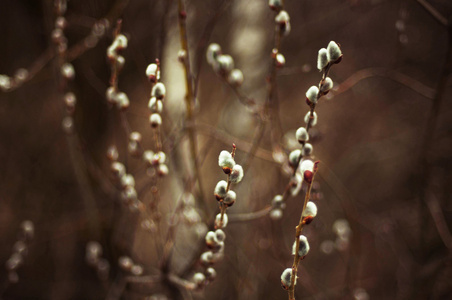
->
[
  {"left": 301, "top": 143, "right": 313, "bottom": 156},
  {"left": 229, "top": 164, "right": 244, "bottom": 183},
  {"left": 145, "top": 63, "right": 160, "bottom": 81},
  {"left": 281, "top": 268, "right": 293, "bottom": 290},
  {"left": 193, "top": 272, "right": 206, "bottom": 286},
  {"left": 320, "top": 77, "right": 333, "bottom": 93},
  {"left": 151, "top": 83, "right": 166, "bottom": 99},
  {"left": 223, "top": 190, "right": 236, "bottom": 206},
  {"left": 327, "top": 41, "right": 342, "bottom": 62},
  {"left": 276, "top": 53, "right": 285, "bottom": 67},
  {"left": 227, "top": 69, "right": 244, "bottom": 86},
  {"left": 218, "top": 150, "right": 236, "bottom": 172},
  {"left": 292, "top": 235, "right": 310, "bottom": 257},
  {"left": 299, "top": 159, "right": 314, "bottom": 175},
  {"left": 206, "top": 43, "right": 222, "bottom": 66},
  {"left": 306, "top": 86, "right": 319, "bottom": 104},
  {"left": 275, "top": 10, "right": 291, "bottom": 35},
  {"left": 268, "top": 0, "right": 283, "bottom": 10},
  {"left": 149, "top": 113, "right": 162, "bottom": 128},
  {"left": 215, "top": 55, "right": 234, "bottom": 73},
  {"left": 271, "top": 194, "right": 285, "bottom": 209},
  {"left": 317, "top": 48, "right": 328, "bottom": 70},
  {"left": 302, "top": 201, "right": 318, "bottom": 218},
  {"left": 270, "top": 208, "right": 283, "bottom": 220},
  {"left": 296, "top": 127, "right": 309, "bottom": 143},
  {"left": 215, "top": 213, "right": 228, "bottom": 228},
  {"left": 115, "top": 34, "right": 128, "bottom": 49},
  {"left": 289, "top": 150, "right": 301, "bottom": 167},
  {"left": 148, "top": 97, "right": 163, "bottom": 113},
  {"left": 214, "top": 180, "right": 228, "bottom": 199},
  {"left": 304, "top": 111, "right": 318, "bottom": 127}
]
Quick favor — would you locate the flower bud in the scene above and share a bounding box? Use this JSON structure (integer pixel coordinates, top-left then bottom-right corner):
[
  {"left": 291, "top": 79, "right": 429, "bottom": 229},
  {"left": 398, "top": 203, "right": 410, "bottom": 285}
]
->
[
  {"left": 223, "top": 190, "right": 236, "bottom": 207},
  {"left": 214, "top": 180, "right": 228, "bottom": 200},
  {"left": 292, "top": 235, "right": 310, "bottom": 257},
  {"left": 268, "top": 0, "right": 283, "bottom": 11},
  {"left": 193, "top": 272, "right": 206, "bottom": 287},
  {"left": 200, "top": 251, "right": 214, "bottom": 266},
  {"left": 270, "top": 208, "right": 283, "bottom": 220},
  {"left": 116, "top": 92, "right": 130, "bottom": 110},
  {"left": 61, "top": 63, "right": 75, "bottom": 80},
  {"left": 145, "top": 63, "right": 160, "bottom": 82},
  {"left": 149, "top": 113, "right": 162, "bottom": 128},
  {"left": 281, "top": 268, "right": 293, "bottom": 290},
  {"left": 227, "top": 69, "right": 244, "bottom": 86},
  {"left": 317, "top": 48, "right": 328, "bottom": 70},
  {"left": 276, "top": 53, "right": 285, "bottom": 68},
  {"left": 327, "top": 41, "right": 342, "bottom": 63},
  {"left": 296, "top": 127, "right": 309, "bottom": 143},
  {"left": 289, "top": 150, "right": 301, "bottom": 168},
  {"left": 111, "top": 161, "right": 126, "bottom": 178},
  {"left": 304, "top": 111, "right": 318, "bottom": 127},
  {"left": 151, "top": 82, "right": 166, "bottom": 100},
  {"left": 157, "top": 164, "right": 169, "bottom": 177},
  {"left": 301, "top": 143, "right": 313, "bottom": 156},
  {"left": 275, "top": 10, "right": 291, "bottom": 36},
  {"left": 205, "top": 267, "right": 217, "bottom": 281},
  {"left": 119, "top": 256, "right": 133, "bottom": 272},
  {"left": 178, "top": 49, "right": 187, "bottom": 62},
  {"left": 64, "top": 92, "right": 77, "bottom": 114},
  {"left": 214, "top": 54, "right": 234, "bottom": 74},
  {"left": 320, "top": 77, "right": 333, "bottom": 94},
  {"left": 148, "top": 97, "right": 163, "bottom": 114},
  {"left": 131, "top": 264, "right": 143, "bottom": 276},
  {"left": 120, "top": 174, "right": 135, "bottom": 188},
  {"left": 229, "top": 164, "right": 244, "bottom": 183},
  {"left": 271, "top": 194, "right": 286, "bottom": 209},
  {"left": 115, "top": 34, "right": 128, "bottom": 50},
  {"left": 215, "top": 229, "right": 226, "bottom": 242},
  {"left": 306, "top": 86, "right": 319, "bottom": 104},
  {"left": 302, "top": 201, "right": 317, "bottom": 224},
  {"left": 205, "top": 231, "right": 217, "bottom": 247},
  {"left": 206, "top": 43, "right": 222, "bottom": 66},
  {"left": 215, "top": 213, "right": 228, "bottom": 229},
  {"left": 218, "top": 150, "right": 235, "bottom": 174}
]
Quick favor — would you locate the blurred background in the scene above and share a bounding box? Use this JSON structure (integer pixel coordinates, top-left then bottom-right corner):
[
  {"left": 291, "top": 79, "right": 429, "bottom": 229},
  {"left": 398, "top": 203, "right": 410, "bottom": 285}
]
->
[{"left": 1, "top": 0, "right": 452, "bottom": 299}]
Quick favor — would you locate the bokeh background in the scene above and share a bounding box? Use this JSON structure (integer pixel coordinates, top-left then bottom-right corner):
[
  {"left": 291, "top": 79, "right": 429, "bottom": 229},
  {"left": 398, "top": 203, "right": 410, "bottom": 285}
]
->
[{"left": 1, "top": 0, "right": 452, "bottom": 299}]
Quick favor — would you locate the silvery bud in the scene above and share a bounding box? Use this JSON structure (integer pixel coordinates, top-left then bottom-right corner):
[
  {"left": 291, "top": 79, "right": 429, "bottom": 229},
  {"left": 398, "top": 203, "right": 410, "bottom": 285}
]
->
[
  {"left": 223, "top": 190, "right": 236, "bottom": 207},
  {"left": 296, "top": 127, "right": 309, "bottom": 143},
  {"left": 304, "top": 111, "right": 318, "bottom": 127},
  {"left": 306, "top": 86, "right": 319, "bottom": 104},
  {"left": 292, "top": 235, "right": 310, "bottom": 257},
  {"left": 149, "top": 113, "right": 162, "bottom": 128},
  {"left": 151, "top": 82, "right": 166, "bottom": 100},
  {"left": 206, "top": 43, "right": 222, "bottom": 66},
  {"left": 148, "top": 97, "right": 163, "bottom": 113},
  {"left": 227, "top": 69, "right": 244, "bottom": 86},
  {"left": 214, "top": 180, "right": 228, "bottom": 200},
  {"left": 289, "top": 150, "right": 302, "bottom": 168},
  {"left": 229, "top": 164, "right": 244, "bottom": 183},
  {"left": 215, "top": 213, "right": 228, "bottom": 229},
  {"left": 317, "top": 48, "right": 328, "bottom": 70},
  {"left": 301, "top": 143, "right": 313, "bottom": 156},
  {"left": 327, "top": 41, "right": 342, "bottom": 63},
  {"left": 218, "top": 150, "right": 235, "bottom": 174},
  {"left": 320, "top": 77, "right": 333, "bottom": 94},
  {"left": 281, "top": 268, "right": 293, "bottom": 290},
  {"left": 302, "top": 201, "right": 318, "bottom": 224}
]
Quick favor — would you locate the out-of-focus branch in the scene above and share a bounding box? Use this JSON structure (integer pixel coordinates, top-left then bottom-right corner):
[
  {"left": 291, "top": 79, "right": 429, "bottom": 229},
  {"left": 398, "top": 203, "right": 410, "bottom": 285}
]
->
[
  {"left": 416, "top": 0, "right": 448, "bottom": 27},
  {"left": 333, "top": 67, "right": 435, "bottom": 99}
]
